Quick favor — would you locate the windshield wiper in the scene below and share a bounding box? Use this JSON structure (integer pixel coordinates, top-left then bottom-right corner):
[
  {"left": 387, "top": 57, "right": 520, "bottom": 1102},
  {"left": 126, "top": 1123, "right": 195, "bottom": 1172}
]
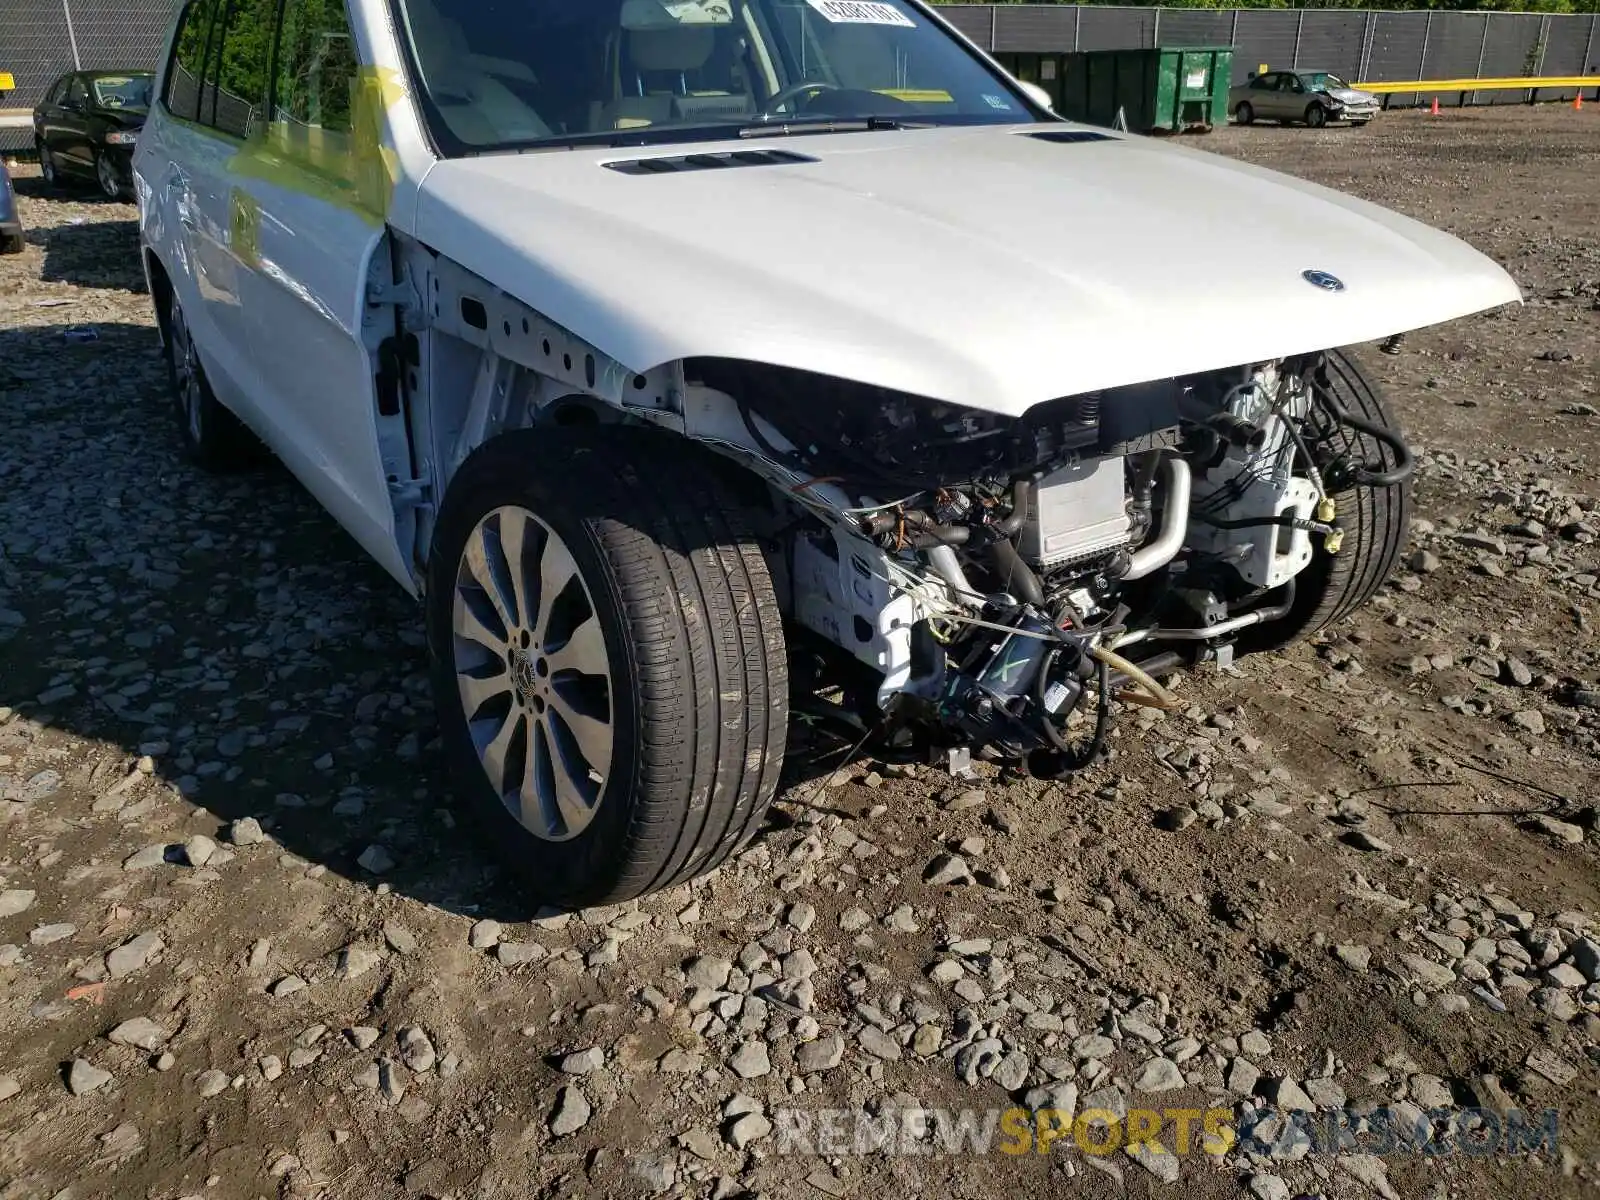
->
[{"left": 737, "top": 116, "right": 933, "bottom": 139}]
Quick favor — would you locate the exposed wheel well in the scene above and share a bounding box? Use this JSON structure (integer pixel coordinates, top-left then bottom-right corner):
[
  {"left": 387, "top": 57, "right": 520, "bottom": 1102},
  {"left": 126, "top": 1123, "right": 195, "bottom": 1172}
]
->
[{"left": 144, "top": 249, "right": 173, "bottom": 350}]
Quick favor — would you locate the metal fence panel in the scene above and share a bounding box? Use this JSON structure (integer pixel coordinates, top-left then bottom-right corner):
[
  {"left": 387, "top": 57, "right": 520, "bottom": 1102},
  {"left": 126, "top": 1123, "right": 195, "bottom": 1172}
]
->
[
  {"left": 1232, "top": 10, "right": 1301, "bottom": 79},
  {"left": 1156, "top": 11, "right": 1233, "bottom": 52},
  {"left": 1296, "top": 11, "right": 1366, "bottom": 82},
  {"left": 1479, "top": 12, "right": 1542, "bottom": 103},
  {"left": 1076, "top": 8, "right": 1154, "bottom": 53},
  {"left": 992, "top": 4, "right": 1075, "bottom": 53},
  {"left": 937, "top": 4, "right": 994, "bottom": 52},
  {"left": 1540, "top": 12, "right": 1595, "bottom": 100},
  {"left": 1365, "top": 11, "right": 1428, "bottom": 106}
]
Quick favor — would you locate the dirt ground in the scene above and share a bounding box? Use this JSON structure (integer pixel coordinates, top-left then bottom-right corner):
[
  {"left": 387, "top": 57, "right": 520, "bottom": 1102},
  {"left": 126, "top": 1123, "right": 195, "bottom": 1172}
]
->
[{"left": 1, "top": 104, "right": 1597, "bottom": 1200}]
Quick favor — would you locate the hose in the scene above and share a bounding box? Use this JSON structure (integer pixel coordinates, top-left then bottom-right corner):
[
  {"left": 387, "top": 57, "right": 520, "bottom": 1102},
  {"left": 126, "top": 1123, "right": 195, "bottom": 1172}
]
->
[
  {"left": 1090, "top": 643, "right": 1182, "bottom": 711},
  {"left": 1318, "top": 395, "right": 1415, "bottom": 487},
  {"left": 1035, "top": 649, "right": 1110, "bottom": 773},
  {"left": 992, "top": 478, "right": 1033, "bottom": 537},
  {"left": 988, "top": 538, "right": 1045, "bottom": 607}
]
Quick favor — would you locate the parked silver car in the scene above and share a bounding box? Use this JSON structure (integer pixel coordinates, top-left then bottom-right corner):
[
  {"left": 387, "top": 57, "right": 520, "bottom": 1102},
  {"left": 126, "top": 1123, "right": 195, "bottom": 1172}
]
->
[{"left": 1231, "top": 70, "right": 1378, "bottom": 128}]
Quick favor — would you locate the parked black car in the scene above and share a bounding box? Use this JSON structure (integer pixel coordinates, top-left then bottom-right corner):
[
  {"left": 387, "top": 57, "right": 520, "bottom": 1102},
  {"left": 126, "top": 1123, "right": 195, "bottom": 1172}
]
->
[
  {"left": 0, "top": 159, "right": 22, "bottom": 253},
  {"left": 32, "top": 71, "right": 154, "bottom": 200}
]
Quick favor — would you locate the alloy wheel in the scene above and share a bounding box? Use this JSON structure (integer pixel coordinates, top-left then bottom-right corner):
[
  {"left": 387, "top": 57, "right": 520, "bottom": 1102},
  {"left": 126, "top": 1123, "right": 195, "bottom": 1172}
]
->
[
  {"left": 452, "top": 506, "right": 614, "bottom": 841},
  {"left": 169, "top": 296, "right": 204, "bottom": 444},
  {"left": 97, "top": 154, "right": 120, "bottom": 199}
]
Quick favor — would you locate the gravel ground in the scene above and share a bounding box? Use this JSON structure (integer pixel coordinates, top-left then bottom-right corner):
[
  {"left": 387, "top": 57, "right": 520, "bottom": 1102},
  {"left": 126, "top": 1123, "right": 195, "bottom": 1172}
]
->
[{"left": 1, "top": 105, "right": 1597, "bottom": 1200}]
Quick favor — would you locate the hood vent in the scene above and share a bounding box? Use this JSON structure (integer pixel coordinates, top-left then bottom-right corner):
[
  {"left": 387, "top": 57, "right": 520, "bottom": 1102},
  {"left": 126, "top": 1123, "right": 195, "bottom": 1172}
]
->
[
  {"left": 605, "top": 148, "right": 816, "bottom": 176},
  {"left": 1024, "top": 129, "right": 1117, "bottom": 145}
]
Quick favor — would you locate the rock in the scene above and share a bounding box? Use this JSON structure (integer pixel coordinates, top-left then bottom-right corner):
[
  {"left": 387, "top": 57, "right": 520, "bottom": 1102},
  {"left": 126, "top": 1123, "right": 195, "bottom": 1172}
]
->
[
  {"left": 336, "top": 944, "right": 380, "bottom": 981},
  {"left": 943, "top": 788, "right": 987, "bottom": 811},
  {"left": 1545, "top": 962, "right": 1586, "bottom": 988},
  {"left": 1072, "top": 1034, "right": 1115, "bottom": 1060},
  {"left": 1525, "top": 1048, "right": 1577, "bottom": 1087},
  {"left": 1342, "top": 830, "right": 1392, "bottom": 853},
  {"left": 684, "top": 956, "right": 733, "bottom": 990},
  {"left": 122, "top": 843, "right": 171, "bottom": 870},
  {"left": 1527, "top": 815, "right": 1584, "bottom": 844},
  {"left": 228, "top": 817, "right": 267, "bottom": 846},
  {"left": 630, "top": 1153, "right": 676, "bottom": 1194},
  {"left": 259, "top": 1055, "right": 283, "bottom": 1081},
  {"left": 797, "top": 1034, "right": 845, "bottom": 1073},
  {"left": 183, "top": 835, "right": 217, "bottom": 867},
  {"left": 728, "top": 1040, "right": 771, "bottom": 1079},
  {"left": 1409, "top": 1074, "right": 1452, "bottom": 1108},
  {"left": 0, "top": 1076, "right": 19, "bottom": 1103},
  {"left": 107, "top": 1017, "right": 170, "bottom": 1051},
  {"left": 356, "top": 844, "right": 395, "bottom": 874},
  {"left": 1134, "top": 1057, "right": 1184, "bottom": 1093},
  {"left": 0, "top": 889, "right": 36, "bottom": 918},
  {"left": 726, "top": 1112, "right": 772, "bottom": 1149},
  {"left": 560, "top": 1047, "right": 604, "bottom": 1075},
  {"left": 883, "top": 905, "right": 920, "bottom": 933},
  {"left": 397, "top": 1026, "right": 436, "bottom": 1073},
  {"left": 1508, "top": 709, "right": 1545, "bottom": 735},
  {"left": 992, "top": 1051, "right": 1030, "bottom": 1092},
  {"left": 1335, "top": 944, "right": 1372, "bottom": 972},
  {"left": 346, "top": 1026, "right": 381, "bottom": 1050},
  {"left": 1304, "top": 1077, "right": 1346, "bottom": 1108},
  {"left": 1567, "top": 936, "right": 1600, "bottom": 982},
  {"left": 858, "top": 1025, "right": 901, "bottom": 1061},
  {"left": 496, "top": 941, "right": 545, "bottom": 966},
  {"left": 382, "top": 923, "right": 417, "bottom": 955},
  {"left": 677, "top": 1128, "right": 720, "bottom": 1160},
  {"left": 1226, "top": 1057, "right": 1261, "bottom": 1097},
  {"left": 29, "top": 922, "right": 76, "bottom": 945},
  {"left": 911, "top": 1024, "right": 944, "bottom": 1057},
  {"left": 1338, "top": 1153, "right": 1400, "bottom": 1200},
  {"left": 469, "top": 919, "right": 501, "bottom": 949},
  {"left": 195, "top": 1069, "right": 229, "bottom": 1098},
  {"left": 928, "top": 959, "right": 964, "bottom": 985},
  {"left": 838, "top": 907, "right": 870, "bottom": 932},
  {"left": 785, "top": 902, "right": 816, "bottom": 933},
  {"left": 67, "top": 1060, "right": 113, "bottom": 1096},
  {"left": 106, "top": 933, "right": 164, "bottom": 977},
  {"left": 1022, "top": 1081, "right": 1077, "bottom": 1117},
  {"left": 377, "top": 1059, "right": 407, "bottom": 1102},
  {"left": 269, "top": 974, "right": 307, "bottom": 998},
  {"left": 1126, "top": 1141, "right": 1180, "bottom": 1184},
  {"left": 1156, "top": 807, "right": 1196, "bottom": 832},
  {"left": 1397, "top": 954, "right": 1455, "bottom": 991},
  {"left": 1239, "top": 1030, "right": 1271, "bottom": 1058},
  {"left": 1503, "top": 657, "right": 1534, "bottom": 687},
  {"left": 1266, "top": 1077, "right": 1314, "bottom": 1112},
  {"left": 1249, "top": 1173, "right": 1290, "bottom": 1200},
  {"left": 1407, "top": 549, "right": 1440, "bottom": 574},
  {"left": 923, "top": 854, "right": 972, "bottom": 886}
]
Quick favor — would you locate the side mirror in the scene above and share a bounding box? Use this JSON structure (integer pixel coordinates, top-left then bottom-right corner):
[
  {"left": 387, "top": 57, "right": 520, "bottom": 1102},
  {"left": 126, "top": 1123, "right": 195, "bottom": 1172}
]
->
[{"left": 1018, "top": 80, "right": 1054, "bottom": 113}]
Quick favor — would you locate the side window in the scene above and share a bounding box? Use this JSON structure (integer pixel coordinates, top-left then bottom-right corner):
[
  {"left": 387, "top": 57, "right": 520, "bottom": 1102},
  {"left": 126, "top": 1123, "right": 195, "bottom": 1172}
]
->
[
  {"left": 47, "top": 76, "right": 69, "bottom": 104},
  {"left": 1252, "top": 74, "right": 1275, "bottom": 91},
  {"left": 66, "top": 77, "right": 89, "bottom": 108},
  {"left": 210, "top": 0, "right": 279, "bottom": 137},
  {"left": 275, "top": 0, "right": 360, "bottom": 136},
  {"left": 165, "top": 0, "right": 220, "bottom": 120}
]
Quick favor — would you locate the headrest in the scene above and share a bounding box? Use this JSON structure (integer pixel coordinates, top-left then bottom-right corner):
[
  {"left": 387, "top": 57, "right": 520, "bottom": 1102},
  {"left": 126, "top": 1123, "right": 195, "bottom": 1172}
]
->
[{"left": 628, "top": 25, "right": 716, "bottom": 72}]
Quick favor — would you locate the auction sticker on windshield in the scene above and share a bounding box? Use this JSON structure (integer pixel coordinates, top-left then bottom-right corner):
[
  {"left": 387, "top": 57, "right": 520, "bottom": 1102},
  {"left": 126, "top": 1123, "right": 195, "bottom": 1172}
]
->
[{"left": 803, "top": 0, "right": 916, "bottom": 27}]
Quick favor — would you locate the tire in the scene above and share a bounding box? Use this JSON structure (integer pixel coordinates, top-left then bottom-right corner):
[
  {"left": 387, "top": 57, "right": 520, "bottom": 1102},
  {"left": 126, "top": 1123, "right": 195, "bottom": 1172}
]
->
[
  {"left": 95, "top": 150, "right": 122, "bottom": 200},
  {"left": 1234, "top": 102, "right": 1254, "bottom": 126},
  {"left": 426, "top": 427, "right": 789, "bottom": 908},
  {"left": 1239, "top": 348, "right": 1412, "bottom": 653},
  {"left": 164, "top": 288, "right": 255, "bottom": 470},
  {"left": 1305, "top": 104, "right": 1327, "bottom": 128},
  {"left": 36, "top": 141, "right": 60, "bottom": 190}
]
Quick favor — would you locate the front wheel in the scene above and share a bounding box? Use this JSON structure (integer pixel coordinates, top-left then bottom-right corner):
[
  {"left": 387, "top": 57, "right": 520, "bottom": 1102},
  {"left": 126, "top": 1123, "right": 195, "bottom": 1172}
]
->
[
  {"left": 1234, "top": 102, "right": 1254, "bottom": 126},
  {"left": 95, "top": 151, "right": 122, "bottom": 200},
  {"left": 1305, "top": 104, "right": 1328, "bottom": 128},
  {"left": 164, "top": 288, "right": 256, "bottom": 470},
  {"left": 426, "top": 428, "right": 789, "bottom": 908},
  {"left": 36, "top": 141, "right": 60, "bottom": 189},
  {"left": 1238, "top": 348, "right": 1412, "bottom": 653}
]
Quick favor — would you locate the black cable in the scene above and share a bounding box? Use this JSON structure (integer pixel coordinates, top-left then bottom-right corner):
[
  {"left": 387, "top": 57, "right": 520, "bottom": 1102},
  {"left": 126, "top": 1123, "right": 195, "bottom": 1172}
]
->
[{"left": 1034, "top": 650, "right": 1110, "bottom": 773}]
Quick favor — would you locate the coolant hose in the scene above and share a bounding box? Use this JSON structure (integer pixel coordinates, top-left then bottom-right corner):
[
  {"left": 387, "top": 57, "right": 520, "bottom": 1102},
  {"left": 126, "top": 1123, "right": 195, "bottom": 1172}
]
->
[
  {"left": 1090, "top": 644, "right": 1182, "bottom": 711},
  {"left": 989, "top": 538, "right": 1045, "bottom": 607}
]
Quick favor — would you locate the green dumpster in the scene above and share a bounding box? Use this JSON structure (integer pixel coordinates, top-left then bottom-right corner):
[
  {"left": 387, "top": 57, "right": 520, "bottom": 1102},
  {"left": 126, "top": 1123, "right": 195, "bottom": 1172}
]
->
[{"left": 1056, "top": 47, "right": 1233, "bottom": 134}]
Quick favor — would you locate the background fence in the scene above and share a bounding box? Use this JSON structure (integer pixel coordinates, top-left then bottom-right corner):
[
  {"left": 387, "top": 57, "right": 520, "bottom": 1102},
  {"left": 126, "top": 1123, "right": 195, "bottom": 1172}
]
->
[{"left": 3, "top": 1, "right": 1599, "bottom": 149}]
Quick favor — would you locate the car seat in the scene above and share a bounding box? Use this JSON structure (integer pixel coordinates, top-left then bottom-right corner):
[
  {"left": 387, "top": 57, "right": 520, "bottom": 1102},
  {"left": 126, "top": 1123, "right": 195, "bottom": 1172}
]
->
[
  {"left": 592, "top": 0, "right": 753, "bottom": 131},
  {"left": 407, "top": 0, "right": 553, "bottom": 143}
]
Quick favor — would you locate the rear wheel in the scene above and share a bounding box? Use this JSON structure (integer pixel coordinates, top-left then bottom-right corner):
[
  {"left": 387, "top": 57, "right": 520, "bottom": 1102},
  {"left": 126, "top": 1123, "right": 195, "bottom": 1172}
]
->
[
  {"left": 426, "top": 427, "right": 789, "bottom": 908},
  {"left": 1305, "top": 104, "right": 1328, "bottom": 128},
  {"left": 164, "top": 290, "right": 256, "bottom": 470},
  {"left": 1239, "top": 348, "right": 1412, "bottom": 653},
  {"left": 1234, "top": 101, "right": 1254, "bottom": 125}
]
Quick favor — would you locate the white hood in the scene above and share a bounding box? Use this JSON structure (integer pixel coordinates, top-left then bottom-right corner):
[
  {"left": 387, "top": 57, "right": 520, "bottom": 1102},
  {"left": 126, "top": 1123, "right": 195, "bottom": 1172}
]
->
[{"left": 413, "top": 123, "right": 1519, "bottom": 416}]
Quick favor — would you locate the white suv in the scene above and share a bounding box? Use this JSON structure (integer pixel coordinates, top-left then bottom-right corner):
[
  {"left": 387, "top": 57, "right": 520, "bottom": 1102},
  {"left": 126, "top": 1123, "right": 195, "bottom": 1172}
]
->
[{"left": 135, "top": 0, "right": 1519, "bottom": 907}]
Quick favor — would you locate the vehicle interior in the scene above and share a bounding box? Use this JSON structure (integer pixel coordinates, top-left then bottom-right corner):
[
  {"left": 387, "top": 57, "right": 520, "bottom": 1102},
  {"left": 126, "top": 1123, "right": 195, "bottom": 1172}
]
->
[{"left": 397, "top": 0, "right": 1027, "bottom": 150}]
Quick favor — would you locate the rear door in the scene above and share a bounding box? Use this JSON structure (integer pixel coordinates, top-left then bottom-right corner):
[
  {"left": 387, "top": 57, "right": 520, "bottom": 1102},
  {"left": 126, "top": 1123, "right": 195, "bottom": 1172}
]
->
[
  {"left": 231, "top": 0, "right": 408, "bottom": 580},
  {"left": 59, "top": 76, "right": 95, "bottom": 170}
]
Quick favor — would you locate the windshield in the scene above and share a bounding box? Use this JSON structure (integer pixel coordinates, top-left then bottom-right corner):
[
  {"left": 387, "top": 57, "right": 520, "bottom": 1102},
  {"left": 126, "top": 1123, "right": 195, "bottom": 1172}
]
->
[
  {"left": 91, "top": 73, "right": 154, "bottom": 112},
  {"left": 1302, "top": 73, "right": 1348, "bottom": 93},
  {"left": 396, "top": 0, "right": 1040, "bottom": 154}
]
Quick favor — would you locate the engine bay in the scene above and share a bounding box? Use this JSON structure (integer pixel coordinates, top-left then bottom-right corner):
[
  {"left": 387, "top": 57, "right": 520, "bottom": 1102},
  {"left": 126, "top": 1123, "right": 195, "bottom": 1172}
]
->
[{"left": 685, "top": 353, "right": 1415, "bottom": 776}]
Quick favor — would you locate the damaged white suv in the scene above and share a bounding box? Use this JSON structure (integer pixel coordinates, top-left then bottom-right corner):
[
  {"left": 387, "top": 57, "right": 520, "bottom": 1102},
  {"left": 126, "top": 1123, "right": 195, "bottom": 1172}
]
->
[{"left": 136, "top": 0, "right": 1519, "bottom": 906}]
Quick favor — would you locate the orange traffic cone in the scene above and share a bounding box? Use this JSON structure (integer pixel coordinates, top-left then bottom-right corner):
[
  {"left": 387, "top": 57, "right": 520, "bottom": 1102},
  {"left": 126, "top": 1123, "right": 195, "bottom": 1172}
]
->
[
  {"left": 1430, "top": 96, "right": 1440, "bottom": 116},
  {"left": 1577, "top": 93, "right": 1584, "bottom": 111}
]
